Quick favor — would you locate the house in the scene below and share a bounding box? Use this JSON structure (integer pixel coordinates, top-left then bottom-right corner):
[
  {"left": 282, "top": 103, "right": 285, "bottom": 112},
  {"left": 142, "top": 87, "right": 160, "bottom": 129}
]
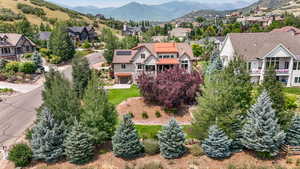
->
[
  {"left": 112, "top": 43, "right": 195, "bottom": 84},
  {"left": 151, "top": 36, "right": 168, "bottom": 42},
  {"left": 236, "top": 15, "right": 284, "bottom": 27},
  {"left": 271, "top": 26, "right": 300, "bottom": 35},
  {"left": 67, "top": 26, "right": 97, "bottom": 42},
  {"left": 169, "top": 28, "right": 192, "bottom": 41},
  {"left": 220, "top": 31, "right": 300, "bottom": 87},
  {"left": 194, "top": 36, "right": 225, "bottom": 50},
  {"left": 0, "top": 33, "right": 36, "bottom": 60},
  {"left": 122, "top": 24, "right": 148, "bottom": 36}
]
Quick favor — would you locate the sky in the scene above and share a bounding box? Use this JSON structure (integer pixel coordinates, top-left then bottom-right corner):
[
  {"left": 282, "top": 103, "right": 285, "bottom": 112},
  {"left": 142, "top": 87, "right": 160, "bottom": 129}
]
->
[{"left": 47, "top": 0, "right": 257, "bottom": 8}]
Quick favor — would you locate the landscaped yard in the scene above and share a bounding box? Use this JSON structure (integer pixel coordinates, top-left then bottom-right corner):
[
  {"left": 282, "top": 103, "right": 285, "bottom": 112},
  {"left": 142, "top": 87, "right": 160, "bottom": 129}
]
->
[
  {"left": 135, "top": 125, "right": 193, "bottom": 139},
  {"left": 284, "top": 87, "right": 300, "bottom": 95},
  {"left": 107, "top": 85, "right": 140, "bottom": 105}
]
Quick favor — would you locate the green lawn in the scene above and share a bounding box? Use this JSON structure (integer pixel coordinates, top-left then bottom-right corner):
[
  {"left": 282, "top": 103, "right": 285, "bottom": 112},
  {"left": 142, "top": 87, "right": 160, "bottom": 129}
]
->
[
  {"left": 135, "top": 125, "right": 193, "bottom": 139},
  {"left": 108, "top": 85, "right": 140, "bottom": 106},
  {"left": 283, "top": 87, "right": 300, "bottom": 95}
]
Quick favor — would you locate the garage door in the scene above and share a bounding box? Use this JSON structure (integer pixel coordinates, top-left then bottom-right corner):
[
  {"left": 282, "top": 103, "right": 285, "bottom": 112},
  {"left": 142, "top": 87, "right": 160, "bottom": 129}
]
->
[{"left": 119, "top": 77, "right": 130, "bottom": 84}]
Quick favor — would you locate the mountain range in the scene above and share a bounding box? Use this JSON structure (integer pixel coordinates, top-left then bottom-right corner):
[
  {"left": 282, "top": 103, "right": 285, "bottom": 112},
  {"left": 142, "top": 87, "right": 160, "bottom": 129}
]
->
[{"left": 71, "top": 1, "right": 252, "bottom": 21}]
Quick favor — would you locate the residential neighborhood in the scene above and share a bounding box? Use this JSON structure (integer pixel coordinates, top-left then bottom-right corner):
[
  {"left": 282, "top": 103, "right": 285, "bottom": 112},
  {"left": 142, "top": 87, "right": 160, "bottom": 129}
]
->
[{"left": 3, "top": 0, "right": 300, "bottom": 169}]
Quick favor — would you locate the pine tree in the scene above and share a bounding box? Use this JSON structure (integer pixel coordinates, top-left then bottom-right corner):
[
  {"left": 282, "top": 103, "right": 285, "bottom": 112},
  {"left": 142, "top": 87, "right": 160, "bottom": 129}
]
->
[
  {"left": 286, "top": 114, "right": 300, "bottom": 146},
  {"left": 49, "top": 22, "right": 75, "bottom": 62},
  {"left": 241, "top": 91, "right": 286, "bottom": 157},
  {"left": 261, "top": 67, "right": 293, "bottom": 129},
  {"left": 72, "top": 55, "right": 91, "bottom": 98},
  {"left": 81, "top": 72, "right": 117, "bottom": 144},
  {"left": 42, "top": 69, "right": 80, "bottom": 125},
  {"left": 157, "top": 118, "right": 186, "bottom": 159},
  {"left": 31, "top": 108, "right": 65, "bottom": 163},
  {"left": 64, "top": 120, "right": 94, "bottom": 164},
  {"left": 31, "top": 51, "right": 44, "bottom": 72},
  {"left": 112, "top": 114, "right": 143, "bottom": 159},
  {"left": 202, "top": 125, "right": 232, "bottom": 158}
]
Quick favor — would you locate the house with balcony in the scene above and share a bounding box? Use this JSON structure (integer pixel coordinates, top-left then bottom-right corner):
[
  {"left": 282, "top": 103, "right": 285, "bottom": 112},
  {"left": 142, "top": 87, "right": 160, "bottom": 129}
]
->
[
  {"left": 220, "top": 31, "right": 300, "bottom": 87},
  {"left": 112, "top": 43, "right": 195, "bottom": 84},
  {"left": 0, "top": 33, "right": 36, "bottom": 60}
]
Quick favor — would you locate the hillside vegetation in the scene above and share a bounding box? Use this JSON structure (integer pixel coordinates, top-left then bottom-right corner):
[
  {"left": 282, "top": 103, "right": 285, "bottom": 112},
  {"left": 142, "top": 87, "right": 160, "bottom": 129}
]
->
[{"left": 0, "top": 0, "right": 92, "bottom": 25}]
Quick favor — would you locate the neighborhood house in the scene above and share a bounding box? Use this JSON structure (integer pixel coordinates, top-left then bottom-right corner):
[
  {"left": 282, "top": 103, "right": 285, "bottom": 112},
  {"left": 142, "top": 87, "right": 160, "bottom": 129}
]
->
[
  {"left": 113, "top": 42, "right": 195, "bottom": 84},
  {"left": 0, "top": 33, "right": 36, "bottom": 60},
  {"left": 220, "top": 27, "right": 300, "bottom": 87},
  {"left": 169, "top": 28, "right": 192, "bottom": 41}
]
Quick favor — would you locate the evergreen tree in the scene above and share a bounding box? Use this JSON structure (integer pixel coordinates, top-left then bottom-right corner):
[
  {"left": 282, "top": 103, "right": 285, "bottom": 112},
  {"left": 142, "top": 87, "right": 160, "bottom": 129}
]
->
[
  {"left": 49, "top": 22, "right": 75, "bottom": 62},
  {"left": 241, "top": 91, "right": 286, "bottom": 157},
  {"left": 192, "top": 58, "right": 252, "bottom": 140},
  {"left": 31, "top": 51, "right": 44, "bottom": 72},
  {"left": 157, "top": 118, "right": 186, "bottom": 159},
  {"left": 64, "top": 120, "right": 94, "bottom": 164},
  {"left": 202, "top": 125, "right": 232, "bottom": 158},
  {"left": 42, "top": 69, "right": 80, "bottom": 125},
  {"left": 72, "top": 55, "right": 91, "bottom": 98},
  {"left": 112, "top": 114, "right": 143, "bottom": 159},
  {"left": 286, "top": 114, "right": 300, "bottom": 146},
  {"left": 261, "top": 67, "right": 292, "bottom": 128},
  {"left": 31, "top": 108, "right": 65, "bottom": 163},
  {"left": 81, "top": 72, "right": 117, "bottom": 144},
  {"left": 101, "top": 28, "right": 120, "bottom": 64}
]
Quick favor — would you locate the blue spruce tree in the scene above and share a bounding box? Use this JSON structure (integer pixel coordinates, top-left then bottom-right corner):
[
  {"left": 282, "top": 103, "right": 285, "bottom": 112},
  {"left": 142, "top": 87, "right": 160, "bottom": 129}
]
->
[
  {"left": 157, "top": 118, "right": 186, "bottom": 159},
  {"left": 31, "top": 108, "right": 65, "bottom": 163},
  {"left": 64, "top": 120, "right": 94, "bottom": 164},
  {"left": 202, "top": 125, "right": 232, "bottom": 158},
  {"left": 112, "top": 114, "right": 143, "bottom": 159},
  {"left": 286, "top": 114, "right": 300, "bottom": 146},
  {"left": 241, "top": 90, "right": 286, "bottom": 157}
]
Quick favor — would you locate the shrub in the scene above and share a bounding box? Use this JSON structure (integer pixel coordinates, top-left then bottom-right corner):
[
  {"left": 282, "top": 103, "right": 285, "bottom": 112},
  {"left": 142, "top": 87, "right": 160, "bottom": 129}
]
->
[
  {"left": 25, "top": 128, "right": 32, "bottom": 140},
  {"left": 23, "top": 53, "right": 33, "bottom": 59},
  {"left": 137, "top": 67, "right": 202, "bottom": 109},
  {"left": 128, "top": 112, "right": 135, "bottom": 118},
  {"left": 18, "top": 62, "right": 37, "bottom": 74},
  {"left": 0, "top": 8, "right": 24, "bottom": 21},
  {"left": 39, "top": 48, "right": 51, "bottom": 57},
  {"left": 284, "top": 94, "right": 297, "bottom": 110},
  {"left": 155, "top": 111, "right": 161, "bottom": 118},
  {"left": 143, "top": 139, "right": 160, "bottom": 155},
  {"left": 5, "top": 61, "right": 20, "bottom": 72},
  {"left": 142, "top": 112, "right": 149, "bottom": 119},
  {"left": 82, "top": 40, "right": 91, "bottom": 49},
  {"left": 296, "top": 159, "right": 300, "bottom": 166},
  {"left": 8, "top": 143, "right": 33, "bottom": 167},
  {"left": 17, "top": 3, "right": 46, "bottom": 17},
  {"left": 0, "top": 58, "right": 8, "bottom": 69},
  {"left": 49, "top": 55, "right": 61, "bottom": 64},
  {"left": 189, "top": 144, "right": 204, "bottom": 156}
]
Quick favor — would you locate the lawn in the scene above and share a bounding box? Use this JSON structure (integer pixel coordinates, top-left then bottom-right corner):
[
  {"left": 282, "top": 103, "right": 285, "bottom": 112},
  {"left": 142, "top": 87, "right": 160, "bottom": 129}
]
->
[
  {"left": 283, "top": 87, "right": 300, "bottom": 95},
  {"left": 108, "top": 85, "right": 140, "bottom": 106},
  {"left": 135, "top": 125, "right": 194, "bottom": 139}
]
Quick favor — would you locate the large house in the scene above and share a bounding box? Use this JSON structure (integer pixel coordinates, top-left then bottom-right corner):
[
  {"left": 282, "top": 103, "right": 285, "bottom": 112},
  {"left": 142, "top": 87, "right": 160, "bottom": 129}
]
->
[
  {"left": 169, "top": 28, "right": 192, "bottom": 41},
  {"left": 67, "top": 26, "right": 97, "bottom": 42},
  {"left": 112, "top": 43, "right": 195, "bottom": 84},
  {"left": 0, "top": 33, "right": 36, "bottom": 60},
  {"left": 220, "top": 29, "right": 300, "bottom": 87}
]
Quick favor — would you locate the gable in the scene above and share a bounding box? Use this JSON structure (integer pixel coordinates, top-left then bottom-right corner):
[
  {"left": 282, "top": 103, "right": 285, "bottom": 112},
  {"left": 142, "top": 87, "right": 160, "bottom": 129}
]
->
[
  {"left": 132, "top": 46, "right": 153, "bottom": 63},
  {"left": 144, "top": 55, "right": 157, "bottom": 65},
  {"left": 263, "top": 44, "right": 295, "bottom": 59}
]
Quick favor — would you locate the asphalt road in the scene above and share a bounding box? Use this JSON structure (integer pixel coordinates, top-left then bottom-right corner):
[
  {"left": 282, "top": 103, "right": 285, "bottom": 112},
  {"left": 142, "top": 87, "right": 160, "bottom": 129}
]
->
[{"left": 0, "top": 51, "right": 105, "bottom": 145}]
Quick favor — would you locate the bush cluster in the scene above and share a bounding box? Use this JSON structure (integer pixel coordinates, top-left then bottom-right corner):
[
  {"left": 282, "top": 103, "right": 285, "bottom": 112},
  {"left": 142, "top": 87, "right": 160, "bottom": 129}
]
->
[
  {"left": 0, "top": 8, "right": 25, "bottom": 21},
  {"left": 17, "top": 3, "right": 46, "bottom": 17},
  {"left": 5, "top": 61, "right": 37, "bottom": 74},
  {"left": 8, "top": 143, "right": 33, "bottom": 167},
  {"left": 143, "top": 139, "right": 160, "bottom": 155}
]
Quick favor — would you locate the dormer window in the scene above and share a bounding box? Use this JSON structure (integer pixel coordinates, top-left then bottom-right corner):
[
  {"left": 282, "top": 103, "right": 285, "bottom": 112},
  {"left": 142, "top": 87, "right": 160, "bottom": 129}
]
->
[{"left": 141, "top": 53, "right": 145, "bottom": 59}]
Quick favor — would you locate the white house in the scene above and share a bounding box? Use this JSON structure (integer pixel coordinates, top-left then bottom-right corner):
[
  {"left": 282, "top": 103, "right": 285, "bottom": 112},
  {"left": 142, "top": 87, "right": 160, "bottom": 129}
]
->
[
  {"left": 112, "top": 43, "right": 196, "bottom": 84},
  {"left": 220, "top": 30, "right": 300, "bottom": 87}
]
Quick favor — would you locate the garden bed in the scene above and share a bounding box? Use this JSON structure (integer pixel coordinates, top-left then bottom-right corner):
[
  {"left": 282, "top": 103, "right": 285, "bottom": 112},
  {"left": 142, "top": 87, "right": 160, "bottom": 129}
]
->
[
  {"left": 116, "top": 97, "right": 192, "bottom": 125},
  {"left": 22, "top": 151, "right": 295, "bottom": 169}
]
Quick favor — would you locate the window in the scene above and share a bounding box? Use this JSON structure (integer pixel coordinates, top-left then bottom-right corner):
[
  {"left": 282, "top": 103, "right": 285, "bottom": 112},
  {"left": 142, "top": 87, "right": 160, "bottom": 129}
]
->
[
  {"left": 145, "top": 65, "right": 155, "bottom": 71},
  {"left": 26, "top": 46, "right": 30, "bottom": 52},
  {"left": 298, "top": 62, "right": 300, "bottom": 70},
  {"left": 285, "top": 62, "right": 289, "bottom": 69},
  {"left": 295, "top": 77, "right": 300, "bottom": 83},
  {"left": 247, "top": 62, "right": 252, "bottom": 70},
  {"left": 181, "top": 60, "right": 188, "bottom": 70},
  {"left": 266, "top": 58, "right": 279, "bottom": 69},
  {"left": 294, "top": 62, "right": 298, "bottom": 70},
  {"left": 141, "top": 53, "right": 145, "bottom": 59},
  {"left": 137, "top": 64, "right": 143, "bottom": 70},
  {"left": 1, "top": 48, "right": 10, "bottom": 54},
  {"left": 121, "top": 64, "right": 126, "bottom": 69}
]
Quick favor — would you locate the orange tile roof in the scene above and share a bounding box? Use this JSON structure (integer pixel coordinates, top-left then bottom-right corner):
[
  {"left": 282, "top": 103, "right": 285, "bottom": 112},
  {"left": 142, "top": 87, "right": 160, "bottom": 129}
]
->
[
  {"left": 154, "top": 43, "right": 178, "bottom": 53},
  {"left": 115, "top": 73, "right": 132, "bottom": 77},
  {"left": 156, "top": 58, "right": 180, "bottom": 65}
]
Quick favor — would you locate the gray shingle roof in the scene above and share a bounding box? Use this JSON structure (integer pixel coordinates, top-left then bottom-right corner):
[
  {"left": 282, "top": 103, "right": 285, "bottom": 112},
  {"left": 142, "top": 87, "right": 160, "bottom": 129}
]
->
[
  {"left": 227, "top": 32, "right": 300, "bottom": 60},
  {"left": 0, "top": 33, "right": 35, "bottom": 47},
  {"left": 38, "top": 32, "right": 52, "bottom": 41}
]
